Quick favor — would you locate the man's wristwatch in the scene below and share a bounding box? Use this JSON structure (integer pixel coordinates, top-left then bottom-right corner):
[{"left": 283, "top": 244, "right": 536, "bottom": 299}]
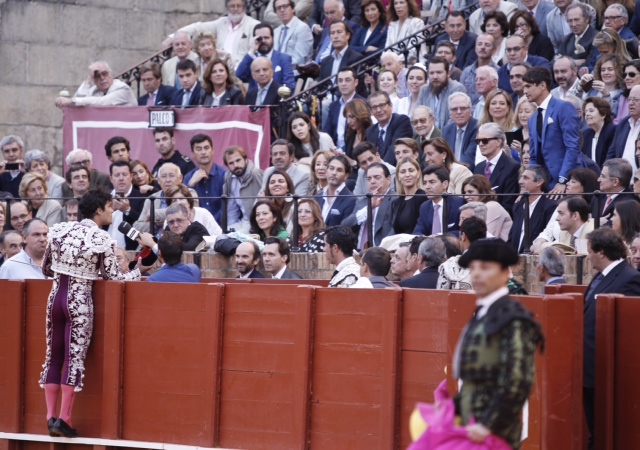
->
[{"left": 558, "top": 177, "right": 568, "bottom": 185}]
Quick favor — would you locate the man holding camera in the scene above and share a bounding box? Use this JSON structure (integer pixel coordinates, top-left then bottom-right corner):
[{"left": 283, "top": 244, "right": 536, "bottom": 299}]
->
[
  {"left": 106, "top": 161, "right": 145, "bottom": 250},
  {"left": 0, "top": 135, "right": 26, "bottom": 198}
]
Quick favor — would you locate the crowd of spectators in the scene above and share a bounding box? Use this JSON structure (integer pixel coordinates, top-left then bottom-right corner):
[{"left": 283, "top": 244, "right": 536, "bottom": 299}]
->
[{"left": 2, "top": 0, "right": 640, "bottom": 294}]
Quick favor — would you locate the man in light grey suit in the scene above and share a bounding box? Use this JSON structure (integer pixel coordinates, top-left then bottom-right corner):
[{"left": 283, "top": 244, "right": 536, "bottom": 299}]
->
[
  {"left": 342, "top": 163, "right": 395, "bottom": 250},
  {"left": 546, "top": 0, "right": 596, "bottom": 54},
  {"left": 161, "top": 31, "right": 199, "bottom": 88},
  {"left": 417, "top": 56, "right": 466, "bottom": 129},
  {"left": 262, "top": 139, "right": 310, "bottom": 195},
  {"left": 262, "top": 237, "right": 303, "bottom": 279},
  {"left": 272, "top": 0, "right": 314, "bottom": 67}
]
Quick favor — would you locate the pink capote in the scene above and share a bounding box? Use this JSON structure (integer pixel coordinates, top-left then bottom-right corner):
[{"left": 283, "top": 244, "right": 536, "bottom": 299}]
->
[{"left": 407, "top": 380, "right": 512, "bottom": 450}]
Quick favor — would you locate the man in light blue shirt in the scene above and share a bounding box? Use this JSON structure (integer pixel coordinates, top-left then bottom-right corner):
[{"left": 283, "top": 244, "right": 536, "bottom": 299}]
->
[{"left": 0, "top": 218, "right": 48, "bottom": 280}]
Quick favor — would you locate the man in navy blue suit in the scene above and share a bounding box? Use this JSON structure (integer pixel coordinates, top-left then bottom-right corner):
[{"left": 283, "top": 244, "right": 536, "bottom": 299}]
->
[
  {"left": 498, "top": 35, "right": 552, "bottom": 93},
  {"left": 138, "top": 65, "right": 176, "bottom": 106},
  {"left": 169, "top": 60, "right": 204, "bottom": 107},
  {"left": 473, "top": 123, "right": 521, "bottom": 214},
  {"left": 508, "top": 164, "right": 557, "bottom": 253},
  {"left": 323, "top": 67, "right": 364, "bottom": 149},
  {"left": 312, "top": 0, "right": 360, "bottom": 62},
  {"left": 314, "top": 155, "right": 356, "bottom": 227},
  {"left": 583, "top": 228, "right": 640, "bottom": 449},
  {"left": 365, "top": 91, "right": 414, "bottom": 166},
  {"left": 434, "top": 12, "right": 478, "bottom": 70},
  {"left": 236, "top": 22, "right": 296, "bottom": 91},
  {"left": 413, "top": 165, "right": 464, "bottom": 236},
  {"left": 524, "top": 66, "right": 581, "bottom": 197},
  {"left": 607, "top": 84, "right": 640, "bottom": 167}
]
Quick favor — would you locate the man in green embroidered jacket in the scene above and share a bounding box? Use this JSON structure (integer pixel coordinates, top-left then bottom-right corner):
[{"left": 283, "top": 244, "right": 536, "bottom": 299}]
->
[{"left": 454, "top": 238, "right": 544, "bottom": 449}]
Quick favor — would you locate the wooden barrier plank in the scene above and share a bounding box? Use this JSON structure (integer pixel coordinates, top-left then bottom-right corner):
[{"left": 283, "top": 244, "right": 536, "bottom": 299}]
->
[
  {"left": 310, "top": 288, "right": 402, "bottom": 450},
  {"left": 0, "top": 281, "right": 26, "bottom": 433},
  {"left": 612, "top": 296, "right": 640, "bottom": 449},
  {"left": 218, "top": 284, "right": 314, "bottom": 450},
  {"left": 595, "top": 294, "right": 615, "bottom": 450},
  {"left": 121, "top": 282, "right": 223, "bottom": 447},
  {"left": 399, "top": 289, "right": 450, "bottom": 449},
  {"left": 98, "top": 281, "right": 125, "bottom": 439}
]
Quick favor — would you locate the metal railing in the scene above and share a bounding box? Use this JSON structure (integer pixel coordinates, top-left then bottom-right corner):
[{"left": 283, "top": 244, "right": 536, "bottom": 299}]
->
[
  {"left": 116, "top": 47, "right": 174, "bottom": 98},
  {"left": 247, "top": 0, "right": 271, "bottom": 18},
  {"left": 7, "top": 189, "right": 630, "bottom": 254}
]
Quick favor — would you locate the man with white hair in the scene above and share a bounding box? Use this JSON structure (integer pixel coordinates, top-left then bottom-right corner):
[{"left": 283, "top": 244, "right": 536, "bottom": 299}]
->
[
  {"left": 60, "top": 149, "right": 110, "bottom": 200},
  {"left": 468, "top": 0, "right": 517, "bottom": 35},
  {"left": 472, "top": 65, "right": 499, "bottom": 119},
  {"left": 133, "top": 163, "right": 198, "bottom": 234},
  {"left": 442, "top": 92, "right": 479, "bottom": 169},
  {"left": 536, "top": 246, "right": 567, "bottom": 287},
  {"left": 166, "top": 0, "right": 260, "bottom": 69},
  {"left": 0, "top": 134, "right": 26, "bottom": 198},
  {"left": 55, "top": 61, "right": 137, "bottom": 107},
  {"left": 380, "top": 52, "right": 408, "bottom": 99},
  {"left": 603, "top": 3, "right": 638, "bottom": 45},
  {"left": 62, "top": 149, "right": 110, "bottom": 193},
  {"left": 161, "top": 31, "right": 199, "bottom": 87}
]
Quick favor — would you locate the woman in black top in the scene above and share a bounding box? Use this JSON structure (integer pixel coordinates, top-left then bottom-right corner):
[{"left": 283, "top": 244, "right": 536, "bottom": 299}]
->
[
  {"left": 201, "top": 59, "right": 243, "bottom": 106},
  {"left": 392, "top": 157, "right": 427, "bottom": 234},
  {"left": 296, "top": 198, "right": 326, "bottom": 252},
  {"left": 509, "top": 11, "right": 554, "bottom": 62}
]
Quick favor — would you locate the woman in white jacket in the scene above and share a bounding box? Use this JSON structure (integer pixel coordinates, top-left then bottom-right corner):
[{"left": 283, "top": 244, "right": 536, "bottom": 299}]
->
[{"left": 385, "top": 0, "right": 425, "bottom": 63}]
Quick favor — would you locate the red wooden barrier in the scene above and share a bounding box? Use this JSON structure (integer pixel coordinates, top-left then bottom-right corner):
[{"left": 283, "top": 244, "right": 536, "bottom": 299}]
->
[
  {"left": 310, "top": 288, "right": 402, "bottom": 449},
  {"left": 399, "top": 289, "right": 449, "bottom": 449},
  {"left": 0, "top": 281, "right": 588, "bottom": 450},
  {"left": 217, "top": 284, "right": 314, "bottom": 450}
]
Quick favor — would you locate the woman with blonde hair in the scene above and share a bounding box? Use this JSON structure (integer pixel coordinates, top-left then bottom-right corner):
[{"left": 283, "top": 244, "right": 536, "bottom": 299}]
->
[
  {"left": 479, "top": 90, "right": 517, "bottom": 132},
  {"left": 391, "top": 157, "right": 426, "bottom": 234},
  {"left": 307, "top": 150, "right": 333, "bottom": 196},
  {"left": 19, "top": 173, "right": 62, "bottom": 226},
  {"left": 193, "top": 31, "right": 235, "bottom": 82},
  {"left": 422, "top": 138, "right": 473, "bottom": 194},
  {"left": 296, "top": 198, "right": 327, "bottom": 252},
  {"left": 511, "top": 98, "right": 537, "bottom": 155}
]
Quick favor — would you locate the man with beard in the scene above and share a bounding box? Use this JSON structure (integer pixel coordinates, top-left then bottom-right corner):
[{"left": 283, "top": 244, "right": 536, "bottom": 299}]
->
[
  {"left": 166, "top": 0, "right": 260, "bottom": 69},
  {"left": 551, "top": 56, "right": 579, "bottom": 99},
  {"left": 417, "top": 56, "right": 466, "bottom": 130},
  {"left": 0, "top": 218, "right": 48, "bottom": 280},
  {"left": 235, "top": 241, "right": 265, "bottom": 279},
  {"left": 236, "top": 22, "right": 295, "bottom": 91},
  {"left": 160, "top": 31, "right": 199, "bottom": 88},
  {"left": 460, "top": 33, "right": 499, "bottom": 107},
  {"left": 151, "top": 128, "right": 195, "bottom": 177},
  {"left": 223, "top": 146, "right": 264, "bottom": 233},
  {"left": 262, "top": 139, "right": 310, "bottom": 195}
]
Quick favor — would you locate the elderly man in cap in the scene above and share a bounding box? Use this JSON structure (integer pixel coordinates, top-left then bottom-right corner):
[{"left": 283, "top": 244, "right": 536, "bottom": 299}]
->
[{"left": 453, "top": 238, "right": 544, "bottom": 449}]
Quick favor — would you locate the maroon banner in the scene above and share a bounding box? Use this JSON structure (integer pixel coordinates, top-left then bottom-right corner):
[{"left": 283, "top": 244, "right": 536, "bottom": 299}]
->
[{"left": 62, "top": 106, "right": 272, "bottom": 173}]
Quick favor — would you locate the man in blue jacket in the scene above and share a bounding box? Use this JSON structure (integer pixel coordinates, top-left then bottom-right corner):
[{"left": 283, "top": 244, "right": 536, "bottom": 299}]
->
[{"left": 236, "top": 22, "right": 295, "bottom": 91}]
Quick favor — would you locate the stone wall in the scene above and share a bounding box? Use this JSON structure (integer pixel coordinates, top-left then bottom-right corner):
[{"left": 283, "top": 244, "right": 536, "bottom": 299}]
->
[
  {"left": 175, "top": 252, "right": 597, "bottom": 293},
  {"left": 0, "top": 0, "right": 224, "bottom": 172}
]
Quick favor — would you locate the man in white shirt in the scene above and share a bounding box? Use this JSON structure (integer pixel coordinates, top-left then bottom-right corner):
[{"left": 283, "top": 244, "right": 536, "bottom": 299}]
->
[
  {"left": 161, "top": 32, "right": 199, "bottom": 87},
  {"left": 550, "top": 56, "right": 579, "bottom": 99},
  {"left": 0, "top": 218, "right": 48, "bottom": 280},
  {"left": 107, "top": 162, "right": 144, "bottom": 251},
  {"left": 55, "top": 61, "right": 137, "bottom": 108},
  {"left": 262, "top": 140, "right": 310, "bottom": 195}
]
